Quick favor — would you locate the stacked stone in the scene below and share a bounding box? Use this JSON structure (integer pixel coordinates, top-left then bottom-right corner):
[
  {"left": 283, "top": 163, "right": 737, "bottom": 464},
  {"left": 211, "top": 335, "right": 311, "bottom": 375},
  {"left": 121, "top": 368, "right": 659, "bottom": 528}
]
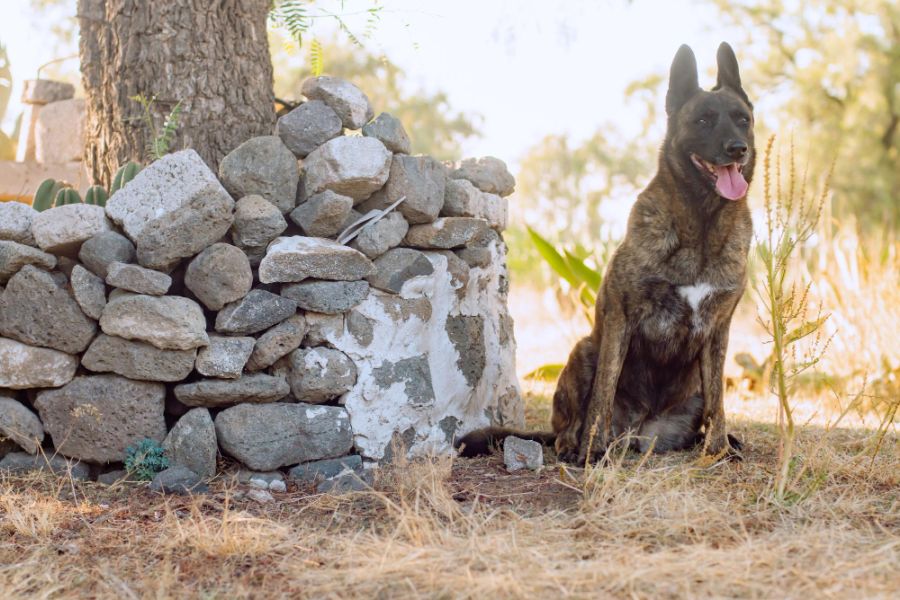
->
[{"left": 0, "top": 76, "right": 522, "bottom": 490}]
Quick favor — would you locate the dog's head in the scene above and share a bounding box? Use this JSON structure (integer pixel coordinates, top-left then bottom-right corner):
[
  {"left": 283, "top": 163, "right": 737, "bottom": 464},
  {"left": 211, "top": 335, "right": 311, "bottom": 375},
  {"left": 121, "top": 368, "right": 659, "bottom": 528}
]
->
[{"left": 664, "top": 42, "right": 755, "bottom": 201}]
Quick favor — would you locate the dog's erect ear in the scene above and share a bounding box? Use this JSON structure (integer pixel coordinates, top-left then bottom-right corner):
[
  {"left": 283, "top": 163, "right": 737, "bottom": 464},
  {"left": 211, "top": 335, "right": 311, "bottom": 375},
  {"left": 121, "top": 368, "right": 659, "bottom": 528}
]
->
[
  {"left": 714, "top": 42, "right": 751, "bottom": 104},
  {"left": 666, "top": 44, "right": 700, "bottom": 116}
]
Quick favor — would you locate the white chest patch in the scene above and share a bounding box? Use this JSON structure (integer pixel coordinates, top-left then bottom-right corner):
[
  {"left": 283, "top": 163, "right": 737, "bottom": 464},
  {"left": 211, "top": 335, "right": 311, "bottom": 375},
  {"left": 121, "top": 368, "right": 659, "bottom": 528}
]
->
[{"left": 677, "top": 283, "right": 714, "bottom": 312}]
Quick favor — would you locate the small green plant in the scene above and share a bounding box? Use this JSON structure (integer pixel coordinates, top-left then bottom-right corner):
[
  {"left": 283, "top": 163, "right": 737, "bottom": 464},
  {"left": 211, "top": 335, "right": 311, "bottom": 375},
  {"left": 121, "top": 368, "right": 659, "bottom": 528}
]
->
[
  {"left": 524, "top": 226, "right": 606, "bottom": 381},
  {"left": 754, "top": 135, "right": 832, "bottom": 501},
  {"left": 32, "top": 162, "right": 140, "bottom": 211},
  {"left": 129, "top": 93, "right": 183, "bottom": 161},
  {"left": 110, "top": 162, "right": 141, "bottom": 195},
  {"left": 124, "top": 439, "right": 169, "bottom": 481}
]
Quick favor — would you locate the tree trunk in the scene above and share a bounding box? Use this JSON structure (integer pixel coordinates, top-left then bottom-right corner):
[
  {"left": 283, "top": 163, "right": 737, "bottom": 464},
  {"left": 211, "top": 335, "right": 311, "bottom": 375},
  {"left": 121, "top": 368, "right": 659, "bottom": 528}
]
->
[{"left": 77, "top": 0, "right": 275, "bottom": 187}]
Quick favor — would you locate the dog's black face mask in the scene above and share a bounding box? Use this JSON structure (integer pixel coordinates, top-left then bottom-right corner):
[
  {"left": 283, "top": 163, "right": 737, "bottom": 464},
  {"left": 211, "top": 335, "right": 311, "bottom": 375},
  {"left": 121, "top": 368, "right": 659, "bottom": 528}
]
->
[{"left": 664, "top": 43, "right": 755, "bottom": 201}]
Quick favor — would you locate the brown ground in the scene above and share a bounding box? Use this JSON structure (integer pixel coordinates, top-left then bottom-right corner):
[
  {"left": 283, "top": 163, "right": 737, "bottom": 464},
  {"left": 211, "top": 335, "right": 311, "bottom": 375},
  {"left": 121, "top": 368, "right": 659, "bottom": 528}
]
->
[{"left": 1, "top": 390, "right": 897, "bottom": 599}]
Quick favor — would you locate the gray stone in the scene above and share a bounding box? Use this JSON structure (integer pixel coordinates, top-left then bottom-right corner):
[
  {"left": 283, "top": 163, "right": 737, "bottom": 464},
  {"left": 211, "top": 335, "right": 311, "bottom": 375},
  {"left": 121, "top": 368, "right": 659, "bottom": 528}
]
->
[
  {"left": 302, "top": 136, "right": 392, "bottom": 201},
  {"left": 22, "top": 79, "right": 74, "bottom": 104},
  {"left": 246, "top": 488, "right": 275, "bottom": 503},
  {"left": 446, "top": 315, "right": 486, "bottom": 387},
  {"left": 0, "top": 452, "right": 89, "bottom": 480},
  {"left": 438, "top": 250, "right": 471, "bottom": 291},
  {"left": 0, "top": 337, "right": 78, "bottom": 389},
  {"left": 503, "top": 436, "right": 543, "bottom": 471},
  {"left": 0, "top": 397, "right": 44, "bottom": 454},
  {"left": 404, "top": 217, "right": 489, "bottom": 249},
  {"left": 287, "top": 347, "right": 357, "bottom": 404},
  {"left": 99, "top": 294, "right": 208, "bottom": 351},
  {"left": 215, "top": 402, "right": 354, "bottom": 471},
  {"left": 34, "top": 99, "right": 85, "bottom": 164},
  {"left": 70, "top": 264, "right": 106, "bottom": 319},
  {"left": 0, "top": 265, "right": 96, "bottom": 353},
  {"left": 97, "top": 469, "right": 131, "bottom": 485},
  {"left": 246, "top": 314, "right": 307, "bottom": 371},
  {"left": 134, "top": 185, "right": 235, "bottom": 271},
  {"left": 451, "top": 156, "right": 516, "bottom": 197},
  {"left": 34, "top": 375, "right": 166, "bottom": 463},
  {"left": 105, "top": 149, "right": 232, "bottom": 241},
  {"left": 163, "top": 408, "right": 217, "bottom": 479},
  {"left": 302, "top": 312, "right": 344, "bottom": 347},
  {"left": 78, "top": 231, "right": 135, "bottom": 278},
  {"left": 289, "top": 190, "right": 353, "bottom": 238},
  {"left": 442, "top": 178, "right": 508, "bottom": 231},
  {"left": 346, "top": 309, "right": 374, "bottom": 347},
  {"left": 233, "top": 469, "right": 284, "bottom": 485},
  {"left": 276, "top": 100, "right": 343, "bottom": 157},
  {"left": 281, "top": 280, "right": 369, "bottom": 314},
  {"left": 219, "top": 136, "right": 300, "bottom": 214},
  {"left": 366, "top": 248, "right": 434, "bottom": 294},
  {"left": 455, "top": 247, "right": 492, "bottom": 268},
  {"left": 231, "top": 194, "right": 288, "bottom": 248},
  {"left": 174, "top": 373, "right": 290, "bottom": 408},
  {"left": 81, "top": 333, "right": 196, "bottom": 382},
  {"left": 288, "top": 454, "right": 363, "bottom": 482},
  {"left": 372, "top": 355, "right": 435, "bottom": 406},
  {"left": 150, "top": 466, "right": 208, "bottom": 495},
  {"left": 0, "top": 201, "right": 38, "bottom": 246},
  {"left": 258, "top": 236, "right": 374, "bottom": 283},
  {"left": 240, "top": 244, "right": 267, "bottom": 268},
  {"left": 349, "top": 211, "right": 409, "bottom": 259},
  {"left": 184, "top": 243, "right": 253, "bottom": 311},
  {"left": 215, "top": 289, "right": 297, "bottom": 335},
  {"left": 105, "top": 261, "right": 171, "bottom": 295},
  {"left": 301, "top": 76, "right": 374, "bottom": 129},
  {"left": 268, "top": 479, "right": 287, "bottom": 493},
  {"left": 195, "top": 335, "right": 255, "bottom": 379},
  {"left": 31, "top": 203, "right": 112, "bottom": 255},
  {"left": 316, "top": 469, "right": 373, "bottom": 494},
  {"left": 0, "top": 240, "right": 56, "bottom": 283},
  {"left": 360, "top": 154, "right": 447, "bottom": 224},
  {"left": 362, "top": 112, "right": 411, "bottom": 154}
]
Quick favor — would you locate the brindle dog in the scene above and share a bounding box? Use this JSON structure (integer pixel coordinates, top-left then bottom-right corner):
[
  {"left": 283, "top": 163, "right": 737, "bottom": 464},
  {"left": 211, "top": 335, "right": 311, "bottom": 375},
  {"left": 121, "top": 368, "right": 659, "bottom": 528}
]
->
[{"left": 457, "top": 42, "right": 754, "bottom": 464}]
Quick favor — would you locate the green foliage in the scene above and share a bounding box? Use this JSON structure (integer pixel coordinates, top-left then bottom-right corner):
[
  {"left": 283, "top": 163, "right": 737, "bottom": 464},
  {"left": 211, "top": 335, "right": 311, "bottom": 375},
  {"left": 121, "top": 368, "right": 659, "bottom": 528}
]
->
[
  {"left": 110, "top": 162, "right": 142, "bottom": 195},
  {"left": 129, "top": 94, "right": 182, "bottom": 161},
  {"left": 53, "top": 187, "right": 80, "bottom": 207},
  {"left": 269, "top": 1, "right": 383, "bottom": 73},
  {"left": 124, "top": 439, "right": 169, "bottom": 481},
  {"left": 271, "top": 39, "right": 479, "bottom": 161},
  {"left": 83, "top": 185, "right": 108, "bottom": 207}
]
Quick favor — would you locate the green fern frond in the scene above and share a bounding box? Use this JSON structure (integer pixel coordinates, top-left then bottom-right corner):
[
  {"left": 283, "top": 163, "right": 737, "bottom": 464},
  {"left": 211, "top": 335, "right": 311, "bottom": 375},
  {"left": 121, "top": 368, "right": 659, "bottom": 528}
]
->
[
  {"left": 153, "top": 100, "right": 182, "bottom": 158},
  {"left": 309, "top": 39, "right": 324, "bottom": 76},
  {"left": 271, "top": 0, "right": 310, "bottom": 46}
]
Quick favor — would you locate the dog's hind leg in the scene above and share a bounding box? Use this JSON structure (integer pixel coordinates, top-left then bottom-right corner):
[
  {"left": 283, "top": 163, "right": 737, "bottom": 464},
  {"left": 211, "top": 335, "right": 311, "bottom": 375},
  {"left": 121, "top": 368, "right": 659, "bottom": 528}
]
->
[{"left": 636, "top": 394, "right": 704, "bottom": 453}]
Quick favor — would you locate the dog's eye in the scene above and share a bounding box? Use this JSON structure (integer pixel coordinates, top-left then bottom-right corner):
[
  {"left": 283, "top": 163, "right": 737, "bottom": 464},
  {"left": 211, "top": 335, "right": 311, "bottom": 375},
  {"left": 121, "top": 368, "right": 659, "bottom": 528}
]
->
[
  {"left": 737, "top": 116, "right": 751, "bottom": 126},
  {"left": 697, "top": 117, "right": 709, "bottom": 125}
]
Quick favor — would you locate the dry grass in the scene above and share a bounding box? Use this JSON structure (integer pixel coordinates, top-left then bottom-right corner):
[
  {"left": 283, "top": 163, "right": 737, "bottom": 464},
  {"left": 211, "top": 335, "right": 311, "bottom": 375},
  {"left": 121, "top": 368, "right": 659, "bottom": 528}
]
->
[{"left": 0, "top": 399, "right": 897, "bottom": 599}]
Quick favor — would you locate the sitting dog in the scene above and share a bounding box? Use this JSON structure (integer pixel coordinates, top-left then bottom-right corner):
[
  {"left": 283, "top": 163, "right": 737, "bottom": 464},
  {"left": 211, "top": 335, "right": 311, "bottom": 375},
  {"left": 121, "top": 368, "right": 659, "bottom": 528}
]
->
[{"left": 457, "top": 42, "right": 754, "bottom": 464}]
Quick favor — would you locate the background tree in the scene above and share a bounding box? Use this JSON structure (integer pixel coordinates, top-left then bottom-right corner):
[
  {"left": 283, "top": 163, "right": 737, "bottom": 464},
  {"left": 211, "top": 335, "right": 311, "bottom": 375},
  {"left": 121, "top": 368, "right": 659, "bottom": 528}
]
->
[
  {"left": 77, "top": 0, "right": 276, "bottom": 187},
  {"left": 712, "top": 0, "right": 900, "bottom": 229}
]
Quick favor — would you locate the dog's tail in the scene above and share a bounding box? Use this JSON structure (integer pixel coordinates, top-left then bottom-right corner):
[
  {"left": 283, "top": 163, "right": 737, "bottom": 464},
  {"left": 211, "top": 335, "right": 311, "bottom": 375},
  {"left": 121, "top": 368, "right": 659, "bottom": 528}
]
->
[{"left": 454, "top": 427, "right": 557, "bottom": 457}]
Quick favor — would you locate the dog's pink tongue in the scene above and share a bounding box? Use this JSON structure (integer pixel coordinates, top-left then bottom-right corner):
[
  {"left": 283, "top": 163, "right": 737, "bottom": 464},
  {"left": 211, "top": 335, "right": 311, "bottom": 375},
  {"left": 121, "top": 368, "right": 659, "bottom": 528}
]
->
[{"left": 715, "top": 164, "right": 748, "bottom": 200}]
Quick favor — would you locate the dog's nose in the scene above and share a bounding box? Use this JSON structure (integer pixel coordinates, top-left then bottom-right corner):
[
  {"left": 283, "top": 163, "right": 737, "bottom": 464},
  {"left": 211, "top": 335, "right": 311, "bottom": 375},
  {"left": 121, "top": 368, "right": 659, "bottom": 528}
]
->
[{"left": 726, "top": 141, "right": 748, "bottom": 159}]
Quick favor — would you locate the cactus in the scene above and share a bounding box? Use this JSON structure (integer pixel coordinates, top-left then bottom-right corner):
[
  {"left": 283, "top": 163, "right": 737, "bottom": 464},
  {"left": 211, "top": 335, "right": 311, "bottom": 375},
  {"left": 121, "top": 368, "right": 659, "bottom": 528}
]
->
[
  {"left": 84, "top": 185, "right": 108, "bottom": 207},
  {"left": 110, "top": 162, "right": 141, "bottom": 195},
  {"left": 54, "top": 187, "right": 82, "bottom": 207},
  {"left": 33, "top": 178, "right": 65, "bottom": 211}
]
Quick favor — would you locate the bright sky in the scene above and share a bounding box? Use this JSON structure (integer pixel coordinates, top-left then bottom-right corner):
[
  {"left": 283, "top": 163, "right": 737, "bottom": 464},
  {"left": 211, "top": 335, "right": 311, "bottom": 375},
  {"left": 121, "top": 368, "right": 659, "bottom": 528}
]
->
[{"left": 2, "top": 0, "right": 744, "bottom": 169}]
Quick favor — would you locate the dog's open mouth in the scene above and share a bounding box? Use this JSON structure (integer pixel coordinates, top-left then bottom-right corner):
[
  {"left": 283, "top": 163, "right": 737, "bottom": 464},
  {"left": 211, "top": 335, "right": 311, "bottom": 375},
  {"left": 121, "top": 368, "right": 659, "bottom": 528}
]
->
[{"left": 690, "top": 154, "right": 748, "bottom": 201}]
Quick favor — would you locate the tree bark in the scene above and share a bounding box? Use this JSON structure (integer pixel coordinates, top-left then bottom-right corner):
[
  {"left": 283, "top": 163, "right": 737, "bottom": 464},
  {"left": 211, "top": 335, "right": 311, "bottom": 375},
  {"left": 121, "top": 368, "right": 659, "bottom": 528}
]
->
[{"left": 78, "top": 0, "right": 275, "bottom": 187}]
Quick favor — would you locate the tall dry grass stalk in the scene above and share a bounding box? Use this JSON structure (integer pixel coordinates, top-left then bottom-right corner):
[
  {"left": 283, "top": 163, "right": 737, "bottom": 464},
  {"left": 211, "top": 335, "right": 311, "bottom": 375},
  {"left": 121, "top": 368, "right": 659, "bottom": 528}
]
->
[{"left": 754, "top": 134, "right": 832, "bottom": 501}]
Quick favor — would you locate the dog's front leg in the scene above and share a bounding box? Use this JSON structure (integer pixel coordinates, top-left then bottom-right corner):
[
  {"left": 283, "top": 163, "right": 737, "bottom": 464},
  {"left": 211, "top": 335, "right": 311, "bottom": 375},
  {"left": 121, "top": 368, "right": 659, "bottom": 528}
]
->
[
  {"left": 699, "top": 320, "right": 740, "bottom": 460},
  {"left": 577, "top": 306, "right": 628, "bottom": 465}
]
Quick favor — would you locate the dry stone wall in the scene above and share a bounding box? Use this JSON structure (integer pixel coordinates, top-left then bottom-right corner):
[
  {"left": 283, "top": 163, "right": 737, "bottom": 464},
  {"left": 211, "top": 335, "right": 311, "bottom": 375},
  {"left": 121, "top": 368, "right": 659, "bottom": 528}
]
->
[{"left": 0, "top": 76, "right": 522, "bottom": 488}]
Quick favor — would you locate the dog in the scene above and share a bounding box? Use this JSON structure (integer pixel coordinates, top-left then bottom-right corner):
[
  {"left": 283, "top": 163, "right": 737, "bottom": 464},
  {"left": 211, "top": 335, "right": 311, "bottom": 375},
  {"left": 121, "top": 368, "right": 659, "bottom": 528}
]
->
[{"left": 457, "top": 42, "right": 754, "bottom": 464}]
